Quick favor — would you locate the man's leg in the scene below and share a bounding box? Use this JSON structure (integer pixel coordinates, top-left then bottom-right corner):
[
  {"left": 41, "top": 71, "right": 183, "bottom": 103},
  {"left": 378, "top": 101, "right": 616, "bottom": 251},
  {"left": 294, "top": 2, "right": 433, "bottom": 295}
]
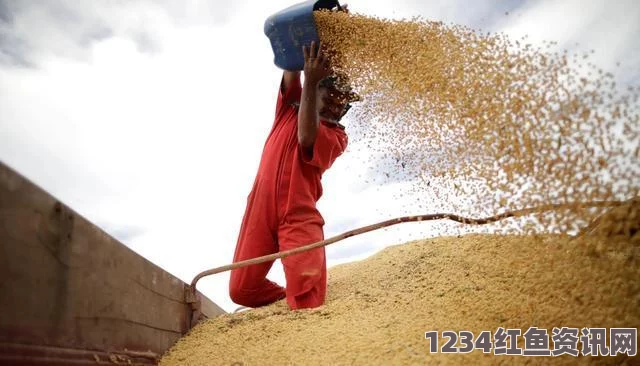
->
[
  {"left": 229, "top": 199, "right": 286, "bottom": 307},
  {"left": 278, "top": 221, "right": 327, "bottom": 309}
]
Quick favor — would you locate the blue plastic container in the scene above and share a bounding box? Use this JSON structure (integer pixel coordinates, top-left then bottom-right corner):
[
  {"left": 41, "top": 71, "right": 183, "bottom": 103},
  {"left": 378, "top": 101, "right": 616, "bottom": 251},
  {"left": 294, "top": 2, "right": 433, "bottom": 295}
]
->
[{"left": 264, "top": 0, "right": 342, "bottom": 71}]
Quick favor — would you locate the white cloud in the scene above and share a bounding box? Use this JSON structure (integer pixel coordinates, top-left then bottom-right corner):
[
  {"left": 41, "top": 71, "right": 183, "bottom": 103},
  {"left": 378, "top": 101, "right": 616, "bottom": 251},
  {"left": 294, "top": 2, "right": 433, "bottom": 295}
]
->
[
  {"left": 1, "top": 0, "right": 638, "bottom": 313},
  {"left": 497, "top": 0, "right": 640, "bottom": 85}
]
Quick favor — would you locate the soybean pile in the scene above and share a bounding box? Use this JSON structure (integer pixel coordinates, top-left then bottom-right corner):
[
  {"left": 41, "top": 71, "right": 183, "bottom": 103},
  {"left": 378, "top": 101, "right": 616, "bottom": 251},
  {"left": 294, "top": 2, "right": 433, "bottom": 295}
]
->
[
  {"left": 314, "top": 10, "right": 639, "bottom": 235},
  {"left": 159, "top": 201, "right": 639, "bottom": 365}
]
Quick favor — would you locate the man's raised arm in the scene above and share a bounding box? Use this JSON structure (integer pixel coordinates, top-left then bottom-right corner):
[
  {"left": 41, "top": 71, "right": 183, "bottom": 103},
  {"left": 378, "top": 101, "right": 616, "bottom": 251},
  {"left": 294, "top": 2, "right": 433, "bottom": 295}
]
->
[
  {"left": 298, "top": 41, "right": 331, "bottom": 152},
  {"left": 282, "top": 70, "right": 301, "bottom": 95}
]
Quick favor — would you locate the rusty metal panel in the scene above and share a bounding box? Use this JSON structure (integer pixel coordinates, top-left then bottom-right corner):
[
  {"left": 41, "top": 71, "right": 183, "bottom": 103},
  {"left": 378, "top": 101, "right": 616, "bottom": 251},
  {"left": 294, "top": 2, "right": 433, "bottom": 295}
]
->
[
  {"left": 0, "top": 342, "right": 158, "bottom": 365},
  {"left": 0, "top": 161, "right": 225, "bottom": 364}
]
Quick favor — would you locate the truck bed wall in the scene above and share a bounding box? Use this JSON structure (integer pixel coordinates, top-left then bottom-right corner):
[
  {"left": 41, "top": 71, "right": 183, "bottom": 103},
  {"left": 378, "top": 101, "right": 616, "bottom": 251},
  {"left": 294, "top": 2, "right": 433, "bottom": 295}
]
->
[{"left": 0, "top": 161, "right": 225, "bottom": 365}]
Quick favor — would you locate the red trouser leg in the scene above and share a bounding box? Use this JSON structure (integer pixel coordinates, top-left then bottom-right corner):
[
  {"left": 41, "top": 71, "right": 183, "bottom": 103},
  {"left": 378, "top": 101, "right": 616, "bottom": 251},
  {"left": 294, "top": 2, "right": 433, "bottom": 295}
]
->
[
  {"left": 278, "top": 221, "right": 327, "bottom": 309},
  {"left": 229, "top": 197, "right": 286, "bottom": 308}
]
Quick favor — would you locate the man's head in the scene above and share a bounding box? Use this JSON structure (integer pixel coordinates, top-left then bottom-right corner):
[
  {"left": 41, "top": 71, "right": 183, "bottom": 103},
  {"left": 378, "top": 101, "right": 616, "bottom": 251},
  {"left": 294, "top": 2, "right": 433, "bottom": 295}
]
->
[{"left": 317, "top": 75, "right": 360, "bottom": 124}]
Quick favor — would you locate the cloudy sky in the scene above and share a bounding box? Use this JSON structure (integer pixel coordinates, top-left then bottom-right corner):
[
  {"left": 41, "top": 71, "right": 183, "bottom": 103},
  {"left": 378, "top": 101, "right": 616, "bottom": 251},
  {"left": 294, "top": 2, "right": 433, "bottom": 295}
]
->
[{"left": 1, "top": 0, "right": 639, "bottom": 313}]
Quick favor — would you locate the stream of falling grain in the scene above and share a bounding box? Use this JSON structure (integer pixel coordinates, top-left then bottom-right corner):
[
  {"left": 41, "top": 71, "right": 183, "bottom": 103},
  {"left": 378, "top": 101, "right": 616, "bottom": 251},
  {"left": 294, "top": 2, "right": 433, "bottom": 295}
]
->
[{"left": 314, "top": 10, "right": 639, "bottom": 234}]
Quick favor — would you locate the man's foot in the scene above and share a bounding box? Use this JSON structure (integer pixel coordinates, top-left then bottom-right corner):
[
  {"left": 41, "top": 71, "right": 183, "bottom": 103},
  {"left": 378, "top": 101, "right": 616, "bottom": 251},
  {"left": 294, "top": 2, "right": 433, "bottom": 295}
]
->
[{"left": 234, "top": 305, "right": 251, "bottom": 313}]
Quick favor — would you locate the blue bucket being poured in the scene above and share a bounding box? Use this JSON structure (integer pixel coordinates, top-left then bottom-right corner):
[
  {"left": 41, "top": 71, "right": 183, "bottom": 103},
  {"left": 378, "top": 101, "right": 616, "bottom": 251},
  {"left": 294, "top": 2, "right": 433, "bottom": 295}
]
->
[{"left": 264, "top": 0, "right": 343, "bottom": 71}]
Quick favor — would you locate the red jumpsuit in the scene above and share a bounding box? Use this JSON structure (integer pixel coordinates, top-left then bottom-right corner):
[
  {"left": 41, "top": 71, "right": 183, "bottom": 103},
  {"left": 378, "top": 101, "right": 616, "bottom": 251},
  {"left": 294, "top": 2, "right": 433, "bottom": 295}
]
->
[{"left": 229, "top": 73, "right": 348, "bottom": 310}]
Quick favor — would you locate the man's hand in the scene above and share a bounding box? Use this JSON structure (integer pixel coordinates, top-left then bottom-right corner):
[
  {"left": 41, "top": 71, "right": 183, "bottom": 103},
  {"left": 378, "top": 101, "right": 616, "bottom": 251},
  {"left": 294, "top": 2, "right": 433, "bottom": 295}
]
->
[
  {"left": 297, "top": 41, "right": 331, "bottom": 152},
  {"left": 302, "top": 41, "right": 331, "bottom": 86}
]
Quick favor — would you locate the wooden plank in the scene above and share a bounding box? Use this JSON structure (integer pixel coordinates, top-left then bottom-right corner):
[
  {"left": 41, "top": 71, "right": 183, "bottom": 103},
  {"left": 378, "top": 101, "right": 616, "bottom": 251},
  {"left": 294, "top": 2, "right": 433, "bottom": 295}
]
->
[{"left": 0, "top": 161, "right": 225, "bottom": 364}]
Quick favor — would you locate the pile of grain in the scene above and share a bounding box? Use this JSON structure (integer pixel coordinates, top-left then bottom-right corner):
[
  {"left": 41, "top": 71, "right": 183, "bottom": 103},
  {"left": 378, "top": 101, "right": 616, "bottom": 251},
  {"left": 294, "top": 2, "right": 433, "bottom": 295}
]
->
[
  {"left": 313, "top": 10, "right": 639, "bottom": 235},
  {"left": 160, "top": 224, "right": 639, "bottom": 365}
]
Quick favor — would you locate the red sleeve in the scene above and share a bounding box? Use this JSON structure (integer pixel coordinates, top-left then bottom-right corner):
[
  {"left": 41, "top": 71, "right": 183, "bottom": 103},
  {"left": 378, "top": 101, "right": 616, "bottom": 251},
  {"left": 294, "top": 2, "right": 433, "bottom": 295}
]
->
[
  {"left": 275, "top": 73, "right": 302, "bottom": 118},
  {"left": 300, "top": 122, "right": 348, "bottom": 172}
]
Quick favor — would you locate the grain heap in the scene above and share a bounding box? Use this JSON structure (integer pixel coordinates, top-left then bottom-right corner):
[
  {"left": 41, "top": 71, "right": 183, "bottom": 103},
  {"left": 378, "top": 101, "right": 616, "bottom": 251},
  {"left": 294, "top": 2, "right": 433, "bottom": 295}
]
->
[
  {"left": 313, "top": 10, "right": 639, "bottom": 235},
  {"left": 160, "top": 210, "right": 639, "bottom": 364},
  {"left": 578, "top": 197, "right": 639, "bottom": 242}
]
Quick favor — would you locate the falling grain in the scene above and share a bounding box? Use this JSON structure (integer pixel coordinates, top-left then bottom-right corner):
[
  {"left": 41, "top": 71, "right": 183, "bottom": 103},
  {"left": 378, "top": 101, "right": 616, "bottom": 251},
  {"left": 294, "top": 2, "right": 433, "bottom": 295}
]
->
[{"left": 313, "top": 10, "right": 639, "bottom": 234}]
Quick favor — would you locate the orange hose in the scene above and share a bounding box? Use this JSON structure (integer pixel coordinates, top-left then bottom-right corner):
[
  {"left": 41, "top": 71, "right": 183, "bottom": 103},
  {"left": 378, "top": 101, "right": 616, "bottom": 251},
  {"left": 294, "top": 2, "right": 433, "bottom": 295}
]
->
[{"left": 189, "top": 200, "right": 622, "bottom": 289}]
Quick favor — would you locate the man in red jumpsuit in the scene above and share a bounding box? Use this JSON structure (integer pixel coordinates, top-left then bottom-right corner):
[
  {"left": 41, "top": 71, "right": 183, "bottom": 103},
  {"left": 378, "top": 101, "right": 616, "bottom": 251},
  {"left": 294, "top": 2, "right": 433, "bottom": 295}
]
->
[{"left": 229, "top": 40, "right": 359, "bottom": 310}]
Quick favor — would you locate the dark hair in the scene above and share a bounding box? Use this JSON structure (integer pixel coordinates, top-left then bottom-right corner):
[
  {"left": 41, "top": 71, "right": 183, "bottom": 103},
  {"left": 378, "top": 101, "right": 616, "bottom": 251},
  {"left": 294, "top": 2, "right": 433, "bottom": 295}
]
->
[{"left": 319, "top": 75, "right": 361, "bottom": 103}]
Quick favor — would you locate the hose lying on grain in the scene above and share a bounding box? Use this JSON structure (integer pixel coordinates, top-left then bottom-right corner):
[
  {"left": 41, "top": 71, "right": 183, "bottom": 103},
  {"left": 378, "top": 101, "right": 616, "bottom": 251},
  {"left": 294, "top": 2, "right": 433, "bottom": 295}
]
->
[{"left": 189, "top": 200, "right": 623, "bottom": 288}]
